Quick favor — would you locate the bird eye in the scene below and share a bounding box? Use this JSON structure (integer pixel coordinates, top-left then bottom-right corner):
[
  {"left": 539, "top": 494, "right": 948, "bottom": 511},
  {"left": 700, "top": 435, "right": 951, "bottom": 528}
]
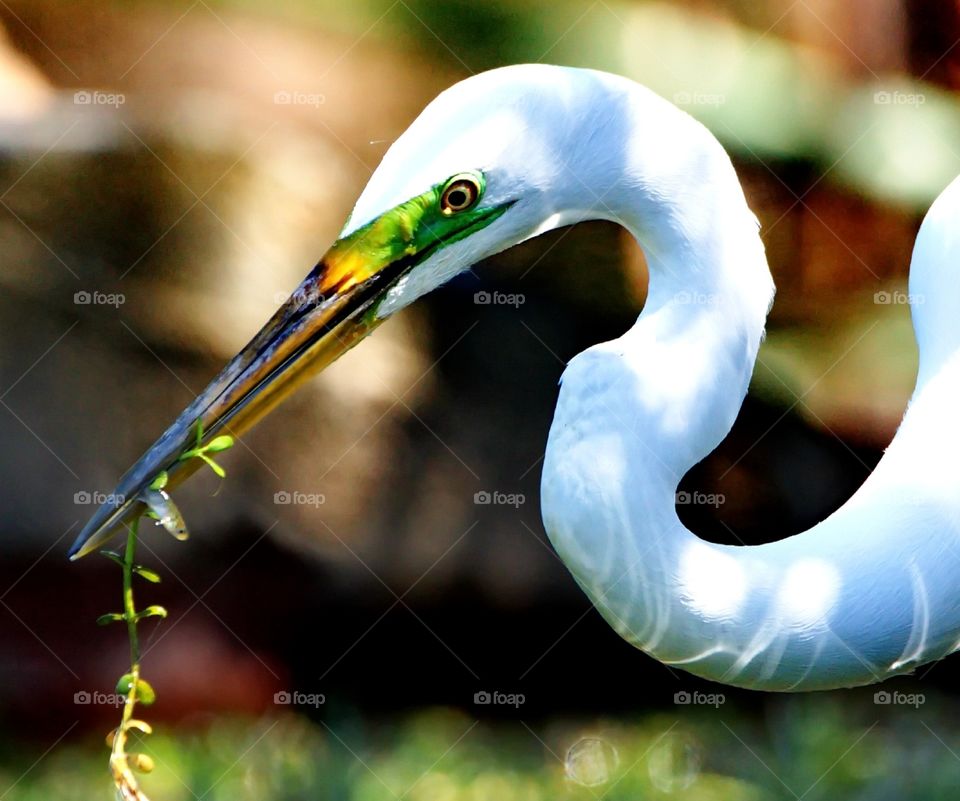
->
[{"left": 440, "top": 174, "right": 482, "bottom": 215}]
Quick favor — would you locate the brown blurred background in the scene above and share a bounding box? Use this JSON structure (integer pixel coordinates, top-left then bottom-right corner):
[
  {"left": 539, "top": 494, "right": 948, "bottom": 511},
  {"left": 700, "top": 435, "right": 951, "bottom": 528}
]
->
[{"left": 2, "top": 0, "right": 960, "bottom": 797}]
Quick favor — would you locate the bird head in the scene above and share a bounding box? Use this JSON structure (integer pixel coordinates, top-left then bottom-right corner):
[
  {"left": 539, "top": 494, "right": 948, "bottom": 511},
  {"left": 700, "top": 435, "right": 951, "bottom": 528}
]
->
[{"left": 69, "top": 65, "right": 586, "bottom": 559}]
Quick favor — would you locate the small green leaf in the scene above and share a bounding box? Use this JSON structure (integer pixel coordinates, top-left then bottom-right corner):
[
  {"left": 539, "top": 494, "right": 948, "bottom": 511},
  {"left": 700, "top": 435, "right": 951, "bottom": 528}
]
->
[
  {"left": 149, "top": 471, "right": 168, "bottom": 491},
  {"left": 116, "top": 673, "right": 135, "bottom": 694},
  {"left": 205, "top": 435, "right": 234, "bottom": 452},
  {"left": 96, "top": 612, "right": 124, "bottom": 626},
  {"left": 132, "top": 564, "right": 161, "bottom": 583},
  {"left": 100, "top": 550, "right": 124, "bottom": 568},
  {"left": 135, "top": 678, "right": 156, "bottom": 706},
  {"left": 127, "top": 720, "right": 153, "bottom": 735},
  {"left": 137, "top": 605, "right": 168, "bottom": 621},
  {"left": 200, "top": 454, "right": 226, "bottom": 478}
]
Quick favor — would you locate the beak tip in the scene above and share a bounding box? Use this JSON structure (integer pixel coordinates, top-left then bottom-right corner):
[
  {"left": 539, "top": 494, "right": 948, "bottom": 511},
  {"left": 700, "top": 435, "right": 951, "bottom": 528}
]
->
[
  {"left": 67, "top": 534, "right": 94, "bottom": 561},
  {"left": 69, "top": 508, "right": 121, "bottom": 561}
]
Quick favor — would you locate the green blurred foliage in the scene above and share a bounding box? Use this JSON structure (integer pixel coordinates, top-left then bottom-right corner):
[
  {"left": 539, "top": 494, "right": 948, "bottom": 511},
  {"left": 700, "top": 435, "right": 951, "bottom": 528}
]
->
[
  {"left": 5, "top": 697, "right": 960, "bottom": 800},
  {"left": 184, "top": 0, "right": 960, "bottom": 208}
]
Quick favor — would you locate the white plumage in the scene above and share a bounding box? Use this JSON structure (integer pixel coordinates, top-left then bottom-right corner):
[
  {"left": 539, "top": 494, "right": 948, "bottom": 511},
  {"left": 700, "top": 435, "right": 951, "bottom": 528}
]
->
[
  {"left": 367, "top": 64, "right": 960, "bottom": 690},
  {"left": 70, "top": 63, "right": 960, "bottom": 691}
]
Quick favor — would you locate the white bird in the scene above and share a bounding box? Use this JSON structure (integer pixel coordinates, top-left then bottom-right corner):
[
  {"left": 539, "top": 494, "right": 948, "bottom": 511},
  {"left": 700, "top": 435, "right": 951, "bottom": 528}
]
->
[{"left": 71, "top": 64, "right": 960, "bottom": 692}]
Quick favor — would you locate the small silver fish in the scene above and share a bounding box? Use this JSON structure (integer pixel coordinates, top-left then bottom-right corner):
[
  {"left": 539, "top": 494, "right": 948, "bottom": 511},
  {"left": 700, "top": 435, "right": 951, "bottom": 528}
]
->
[{"left": 139, "top": 487, "right": 189, "bottom": 541}]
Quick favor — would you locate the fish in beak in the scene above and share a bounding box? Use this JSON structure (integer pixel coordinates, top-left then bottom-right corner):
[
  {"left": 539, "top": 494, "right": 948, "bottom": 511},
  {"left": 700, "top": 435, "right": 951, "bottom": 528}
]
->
[{"left": 69, "top": 172, "right": 512, "bottom": 559}]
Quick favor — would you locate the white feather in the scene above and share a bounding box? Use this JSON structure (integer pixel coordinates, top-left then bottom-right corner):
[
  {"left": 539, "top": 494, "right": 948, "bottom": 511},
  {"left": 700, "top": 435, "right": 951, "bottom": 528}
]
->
[{"left": 349, "top": 64, "right": 960, "bottom": 690}]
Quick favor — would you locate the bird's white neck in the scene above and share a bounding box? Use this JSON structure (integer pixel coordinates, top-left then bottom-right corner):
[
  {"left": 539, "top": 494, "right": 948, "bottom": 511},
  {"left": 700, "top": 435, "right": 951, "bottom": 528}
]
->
[
  {"left": 541, "top": 79, "right": 960, "bottom": 690},
  {"left": 554, "top": 81, "right": 775, "bottom": 478}
]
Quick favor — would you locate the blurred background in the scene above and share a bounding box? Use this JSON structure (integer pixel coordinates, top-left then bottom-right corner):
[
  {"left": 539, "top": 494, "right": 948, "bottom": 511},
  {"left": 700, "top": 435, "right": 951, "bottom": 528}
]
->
[{"left": 1, "top": 0, "right": 960, "bottom": 798}]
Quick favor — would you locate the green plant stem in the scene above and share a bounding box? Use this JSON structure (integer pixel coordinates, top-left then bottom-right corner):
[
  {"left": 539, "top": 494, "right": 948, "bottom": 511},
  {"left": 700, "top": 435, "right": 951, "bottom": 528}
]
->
[
  {"left": 98, "top": 432, "right": 231, "bottom": 800},
  {"left": 110, "top": 517, "right": 147, "bottom": 800},
  {"left": 124, "top": 519, "right": 141, "bottom": 670}
]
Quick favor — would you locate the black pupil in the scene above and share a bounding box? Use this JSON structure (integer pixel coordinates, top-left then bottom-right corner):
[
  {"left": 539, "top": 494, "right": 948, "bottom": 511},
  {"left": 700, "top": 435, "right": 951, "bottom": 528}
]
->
[{"left": 446, "top": 186, "right": 470, "bottom": 208}]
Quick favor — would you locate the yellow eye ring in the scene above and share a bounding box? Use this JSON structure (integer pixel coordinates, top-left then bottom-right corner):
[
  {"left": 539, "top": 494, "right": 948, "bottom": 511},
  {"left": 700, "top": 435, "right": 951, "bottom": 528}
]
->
[{"left": 440, "top": 174, "right": 482, "bottom": 215}]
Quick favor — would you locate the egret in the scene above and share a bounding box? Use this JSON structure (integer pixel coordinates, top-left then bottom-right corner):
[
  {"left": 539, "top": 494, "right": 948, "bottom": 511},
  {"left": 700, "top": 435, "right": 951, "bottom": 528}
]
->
[{"left": 70, "top": 64, "right": 960, "bottom": 691}]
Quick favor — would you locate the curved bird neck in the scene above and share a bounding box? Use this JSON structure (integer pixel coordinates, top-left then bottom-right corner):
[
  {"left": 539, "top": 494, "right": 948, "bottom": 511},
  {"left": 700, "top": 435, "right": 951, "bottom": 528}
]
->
[
  {"left": 553, "top": 78, "right": 775, "bottom": 480},
  {"left": 541, "top": 81, "right": 779, "bottom": 640},
  {"left": 541, "top": 76, "right": 960, "bottom": 691}
]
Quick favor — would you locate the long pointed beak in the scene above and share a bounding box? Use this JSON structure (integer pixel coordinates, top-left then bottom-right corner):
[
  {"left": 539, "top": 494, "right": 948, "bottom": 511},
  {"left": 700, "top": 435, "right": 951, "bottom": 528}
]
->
[
  {"left": 68, "top": 235, "right": 413, "bottom": 560},
  {"left": 70, "top": 176, "right": 514, "bottom": 560}
]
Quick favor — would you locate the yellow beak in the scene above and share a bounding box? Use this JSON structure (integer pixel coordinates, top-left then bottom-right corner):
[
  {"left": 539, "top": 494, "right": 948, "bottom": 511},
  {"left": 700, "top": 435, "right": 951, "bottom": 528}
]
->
[{"left": 67, "top": 234, "right": 403, "bottom": 559}]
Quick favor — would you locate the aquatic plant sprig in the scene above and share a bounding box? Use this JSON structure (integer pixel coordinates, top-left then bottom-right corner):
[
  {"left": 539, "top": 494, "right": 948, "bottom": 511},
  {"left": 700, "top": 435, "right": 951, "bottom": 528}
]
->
[
  {"left": 176, "top": 422, "right": 236, "bottom": 479},
  {"left": 96, "top": 422, "right": 234, "bottom": 800}
]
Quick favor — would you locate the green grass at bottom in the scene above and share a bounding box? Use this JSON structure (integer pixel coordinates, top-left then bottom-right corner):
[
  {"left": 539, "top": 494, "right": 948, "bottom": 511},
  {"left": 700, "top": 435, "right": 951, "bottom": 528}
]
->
[{"left": 0, "top": 693, "right": 957, "bottom": 800}]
